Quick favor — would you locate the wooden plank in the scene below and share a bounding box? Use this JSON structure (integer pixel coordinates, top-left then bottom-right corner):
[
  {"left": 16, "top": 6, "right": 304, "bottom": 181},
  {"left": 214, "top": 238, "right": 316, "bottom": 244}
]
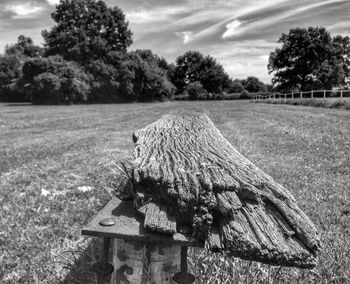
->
[
  {"left": 81, "top": 198, "right": 202, "bottom": 247},
  {"left": 130, "top": 114, "right": 320, "bottom": 268},
  {"left": 144, "top": 202, "right": 176, "bottom": 234}
]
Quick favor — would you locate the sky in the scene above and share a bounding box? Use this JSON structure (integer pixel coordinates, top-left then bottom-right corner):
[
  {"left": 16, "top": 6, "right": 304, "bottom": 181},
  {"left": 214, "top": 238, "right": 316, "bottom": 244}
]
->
[{"left": 0, "top": 0, "right": 349, "bottom": 83}]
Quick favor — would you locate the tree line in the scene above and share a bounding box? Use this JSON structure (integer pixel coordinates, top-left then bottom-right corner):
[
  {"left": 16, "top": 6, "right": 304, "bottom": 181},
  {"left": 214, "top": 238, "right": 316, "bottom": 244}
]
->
[{"left": 0, "top": 0, "right": 349, "bottom": 104}]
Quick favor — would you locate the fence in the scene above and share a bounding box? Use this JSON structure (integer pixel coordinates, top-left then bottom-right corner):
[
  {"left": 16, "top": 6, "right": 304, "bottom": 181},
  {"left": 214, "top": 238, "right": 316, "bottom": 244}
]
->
[{"left": 252, "top": 89, "right": 350, "bottom": 101}]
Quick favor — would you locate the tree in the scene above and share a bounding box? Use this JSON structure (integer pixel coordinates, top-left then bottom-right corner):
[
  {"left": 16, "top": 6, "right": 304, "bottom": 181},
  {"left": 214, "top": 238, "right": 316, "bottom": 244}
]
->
[
  {"left": 0, "top": 55, "right": 21, "bottom": 88},
  {"left": 186, "top": 81, "right": 207, "bottom": 100},
  {"left": 268, "top": 27, "right": 350, "bottom": 91},
  {"left": 42, "top": 0, "right": 133, "bottom": 63},
  {"left": 5, "top": 35, "right": 44, "bottom": 59},
  {"left": 241, "top": 77, "right": 267, "bottom": 93},
  {"left": 0, "top": 55, "right": 23, "bottom": 101},
  {"left": 225, "top": 80, "right": 245, "bottom": 93},
  {"left": 0, "top": 35, "right": 43, "bottom": 102},
  {"left": 85, "top": 51, "right": 126, "bottom": 102},
  {"left": 21, "top": 56, "right": 91, "bottom": 104},
  {"left": 124, "top": 51, "right": 175, "bottom": 102},
  {"left": 172, "top": 51, "right": 205, "bottom": 92},
  {"left": 173, "top": 50, "right": 230, "bottom": 94}
]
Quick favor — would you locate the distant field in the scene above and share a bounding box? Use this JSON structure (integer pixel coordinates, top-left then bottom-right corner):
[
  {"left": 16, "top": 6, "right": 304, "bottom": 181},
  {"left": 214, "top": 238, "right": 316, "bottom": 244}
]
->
[{"left": 0, "top": 101, "right": 349, "bottom": 283}]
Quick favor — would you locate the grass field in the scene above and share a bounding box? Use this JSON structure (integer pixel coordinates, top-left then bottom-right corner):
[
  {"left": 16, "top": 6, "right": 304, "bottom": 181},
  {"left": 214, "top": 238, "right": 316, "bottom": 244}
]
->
[
  {"left": 1, "top": 101, "right": 349, "bottom": 283},
  {"left": 255, "top": 97, "right": 350, "bottom": 110}
]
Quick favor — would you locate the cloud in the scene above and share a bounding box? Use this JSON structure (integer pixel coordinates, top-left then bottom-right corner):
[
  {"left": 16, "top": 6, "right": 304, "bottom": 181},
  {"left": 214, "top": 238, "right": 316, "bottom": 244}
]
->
[
  {"left": 126, "top": 6, "right": 189, "bottom": 24},
  {"left": 1, "top": 0, "right": 349, "bottom": 83},
  {"left": 187, "top": 0, "right": 288, "bottom": 42},
  {"left": 222, "top": 20, "right": 242, "bottom": 39},
  {"left": 4, "top": 3, "right": 44, "bottom": 18},
  {"left": 46, "top": 0, "right": 60, "bottom": 5},
  {"left": 175, "top": 31, "right": 193, "bottom": 44}
]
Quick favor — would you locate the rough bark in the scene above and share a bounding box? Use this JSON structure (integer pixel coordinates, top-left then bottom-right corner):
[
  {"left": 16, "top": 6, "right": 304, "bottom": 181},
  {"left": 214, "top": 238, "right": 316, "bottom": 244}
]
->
[{"left": 129, "top": 114, "right": 320, "bottom": 268}]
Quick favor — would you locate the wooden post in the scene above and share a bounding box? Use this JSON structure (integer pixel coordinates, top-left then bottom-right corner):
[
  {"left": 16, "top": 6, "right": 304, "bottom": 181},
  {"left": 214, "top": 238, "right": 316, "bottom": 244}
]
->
[
  {"left": 311, "top": 90, "right": 313, "bottom": 99},
  {"left": 300, "top": 91, "right": 303, "bottom": 99},
  {"left": 341, "top": 89, "right": 343, "bottom": 98},
  {"left": 91, "top": 238, "right": 114, "bottom": 284},
  {"left": 292, "top": 92, "right": 294, "bottom": 99},
  {"left": 324, "top": 90, "right": 326, "bottom": 98},
  {"left": 111, "top": 239, "right": 181, "bottom": 284}
]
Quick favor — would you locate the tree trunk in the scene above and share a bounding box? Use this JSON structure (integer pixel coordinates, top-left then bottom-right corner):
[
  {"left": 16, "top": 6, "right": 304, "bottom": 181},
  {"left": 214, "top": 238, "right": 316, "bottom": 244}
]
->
[{"left": 129, "top": 114, "right": 320, "bottom": 268}]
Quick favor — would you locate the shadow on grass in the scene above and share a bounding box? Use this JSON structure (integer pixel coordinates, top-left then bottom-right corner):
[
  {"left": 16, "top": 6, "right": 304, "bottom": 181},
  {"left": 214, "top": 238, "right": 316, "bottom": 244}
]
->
[
  {"left": 59, "top": 238, "right": 102, "bottom": 284},
  {"left": 4, "top": 103, "right": 33, "bottom": 107}
]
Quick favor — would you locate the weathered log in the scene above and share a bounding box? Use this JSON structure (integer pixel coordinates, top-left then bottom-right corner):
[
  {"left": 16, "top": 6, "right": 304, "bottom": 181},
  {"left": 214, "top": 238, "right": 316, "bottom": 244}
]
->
[{"left": 129, "top": 114, "right": 320, "bottom": 268}]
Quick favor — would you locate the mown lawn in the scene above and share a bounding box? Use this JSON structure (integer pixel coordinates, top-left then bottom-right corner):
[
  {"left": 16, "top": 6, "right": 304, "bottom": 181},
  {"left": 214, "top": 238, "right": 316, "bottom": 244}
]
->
[{"left": 0, "top": 101, "right": 349, "bottom": 283}]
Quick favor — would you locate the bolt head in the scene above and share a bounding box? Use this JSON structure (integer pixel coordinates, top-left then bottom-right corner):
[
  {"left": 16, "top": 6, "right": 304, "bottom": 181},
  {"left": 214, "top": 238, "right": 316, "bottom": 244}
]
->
[{"left": 99, "top": 217, "right": 115, "bottom": 226}]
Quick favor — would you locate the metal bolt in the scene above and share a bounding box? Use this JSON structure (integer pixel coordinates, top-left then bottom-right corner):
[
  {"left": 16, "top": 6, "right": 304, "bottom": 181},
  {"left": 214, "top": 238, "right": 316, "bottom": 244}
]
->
[{"left": 99, "top": 217, "right": 115, "bottom": 226}]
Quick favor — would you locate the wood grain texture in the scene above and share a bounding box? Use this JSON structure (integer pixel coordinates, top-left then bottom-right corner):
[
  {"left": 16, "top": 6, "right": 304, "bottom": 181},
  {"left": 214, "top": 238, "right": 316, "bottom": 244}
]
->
[{"left": 130, "top": 114, "right": 320, "bottom": 268}]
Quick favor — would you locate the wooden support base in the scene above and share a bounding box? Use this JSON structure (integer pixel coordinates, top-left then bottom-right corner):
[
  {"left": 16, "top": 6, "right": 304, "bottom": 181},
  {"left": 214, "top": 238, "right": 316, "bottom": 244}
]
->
[
  {"left": 82, "top": 198, "right": 201, "bottom": 283},
  {"left": 111, "top": 238, "right": 181, "bottom": 284}
]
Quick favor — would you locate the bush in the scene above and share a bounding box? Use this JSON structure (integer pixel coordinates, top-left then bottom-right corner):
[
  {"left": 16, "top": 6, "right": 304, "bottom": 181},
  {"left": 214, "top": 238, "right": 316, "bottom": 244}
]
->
[
  {"left": 186, "top": 81, "right": 207, "bottom": 100},
  {"left": 0, "top": 55, "right": 27, "bottom": 102},
  {"left": 226, "top": 81, "right": 245, "bottom": 93},
  {"left": 239, "top": 90, "right": 250, "bottom": 100},
  {"left": 21, "top": 56, "right": 91, "bottom": 104}
]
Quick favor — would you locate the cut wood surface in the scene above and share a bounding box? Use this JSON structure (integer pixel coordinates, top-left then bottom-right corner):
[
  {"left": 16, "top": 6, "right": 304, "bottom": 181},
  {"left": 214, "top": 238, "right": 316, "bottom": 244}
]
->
[{"left": 130, "top": 113, "right": 320, "bottom": 268}]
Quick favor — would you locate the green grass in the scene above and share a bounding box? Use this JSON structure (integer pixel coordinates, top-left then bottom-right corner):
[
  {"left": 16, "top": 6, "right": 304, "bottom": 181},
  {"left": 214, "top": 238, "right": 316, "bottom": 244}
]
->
[
  {"left": 255, "top": 97, "right": 350, "bottom": 110},
  {"left": 0, "top": 101, "right": 349, "bottom": 283}
]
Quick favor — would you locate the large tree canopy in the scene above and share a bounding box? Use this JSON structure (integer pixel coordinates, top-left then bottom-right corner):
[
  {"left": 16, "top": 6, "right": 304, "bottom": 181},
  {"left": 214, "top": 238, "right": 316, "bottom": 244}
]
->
[
  {"left": 42, "top": 0, "right": 133, "bottom": 62},
  {"left": 241, "top": 76, "right": 267, "bottom": 93},
  {"left": 172, "top": 50, "right": 230, "bottom": 94},
  {"left": 268, "top": 27, "right": 350, "bottom": 91}
]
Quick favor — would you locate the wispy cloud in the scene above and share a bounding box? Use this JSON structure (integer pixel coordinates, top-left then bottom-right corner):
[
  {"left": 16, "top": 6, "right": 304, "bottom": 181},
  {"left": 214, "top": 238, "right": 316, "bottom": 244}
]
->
[
  {"left": 175, "top": 31, "right": 193, "bottom": 44},
  {"left": 219, "top": 0, "right": 349, "bottom": 41},
  {"left": 46, "top": 0, "right": 59, "bottom": 5},
  {"left": 126, "top": 6, "right": 189, "bottom": 24},
  {"left": 0, "top": 0, "right": 349, "bottom": 83},
  {"left": 222, "top": 20, "right": 242, "bottom": 39},
  {"left": 4, "top": 3, "right": 44, "bottom": 18}
]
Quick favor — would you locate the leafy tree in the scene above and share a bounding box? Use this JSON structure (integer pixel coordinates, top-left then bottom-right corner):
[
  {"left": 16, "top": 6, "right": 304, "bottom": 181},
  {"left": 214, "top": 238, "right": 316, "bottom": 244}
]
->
[
  {"left": 124, "top": 51, "right": 175, "bottom": 102},
  {"left": 0, "top": 55, "right": 23, "bottom": 101},
  {"left": 0, "top": 56, "right": 21, "bottom": 88},
  {"left": 200, "top": 56, "right": 230, "bottom": 94},
  {"left": 268, "top": 27, "right": 350, "bottom": 91},
  {"left": 173, "top": 51, "right": 205, "bottom": 92},
  {"left": 241, "top": 76, "right": 267, "bottom": 93},
  {"left": 21, "top": 56, "right": 91, "bottom": 104},
  {"left": 5, "top": 35, "right": 44, "bottom": 59},
  {"left": 186, "top": 81, "right": 207, "bottom": 100},
  {"left": 226, "top": 80, "right": 245, "bottom": 93},
  {"left": 85, "top": 51, "right": 127, "bottom": 102},
  {"left": 173, "top": 50, "right": 230, "bottom": 94},
  {"left": 42, "top": 0, "right": 133, "bottom": 63}
]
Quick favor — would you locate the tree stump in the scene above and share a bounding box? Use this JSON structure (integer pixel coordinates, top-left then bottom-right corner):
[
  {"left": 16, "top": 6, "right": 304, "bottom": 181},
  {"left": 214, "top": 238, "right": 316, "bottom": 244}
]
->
[{"left": 128, "top": 114, "right": 320, "bottom": 268}]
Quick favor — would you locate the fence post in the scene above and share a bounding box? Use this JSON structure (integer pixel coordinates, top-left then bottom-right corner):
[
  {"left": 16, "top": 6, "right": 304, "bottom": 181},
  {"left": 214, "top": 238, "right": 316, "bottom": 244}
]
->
[
  {"left": 311, "top": 90, "right": 313, "bottom": 99},
  {"left": 323, "top": 90, "right": 326, "bottom": 98},
  {"left": 292, "top": 92, "right": 294, "bottom": 99},
  {"left": 300, "top": 91, "right": 303, "bottom": 99},
  {"left": 341, "top": 90, "right": 343, "bottom": 98}
]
